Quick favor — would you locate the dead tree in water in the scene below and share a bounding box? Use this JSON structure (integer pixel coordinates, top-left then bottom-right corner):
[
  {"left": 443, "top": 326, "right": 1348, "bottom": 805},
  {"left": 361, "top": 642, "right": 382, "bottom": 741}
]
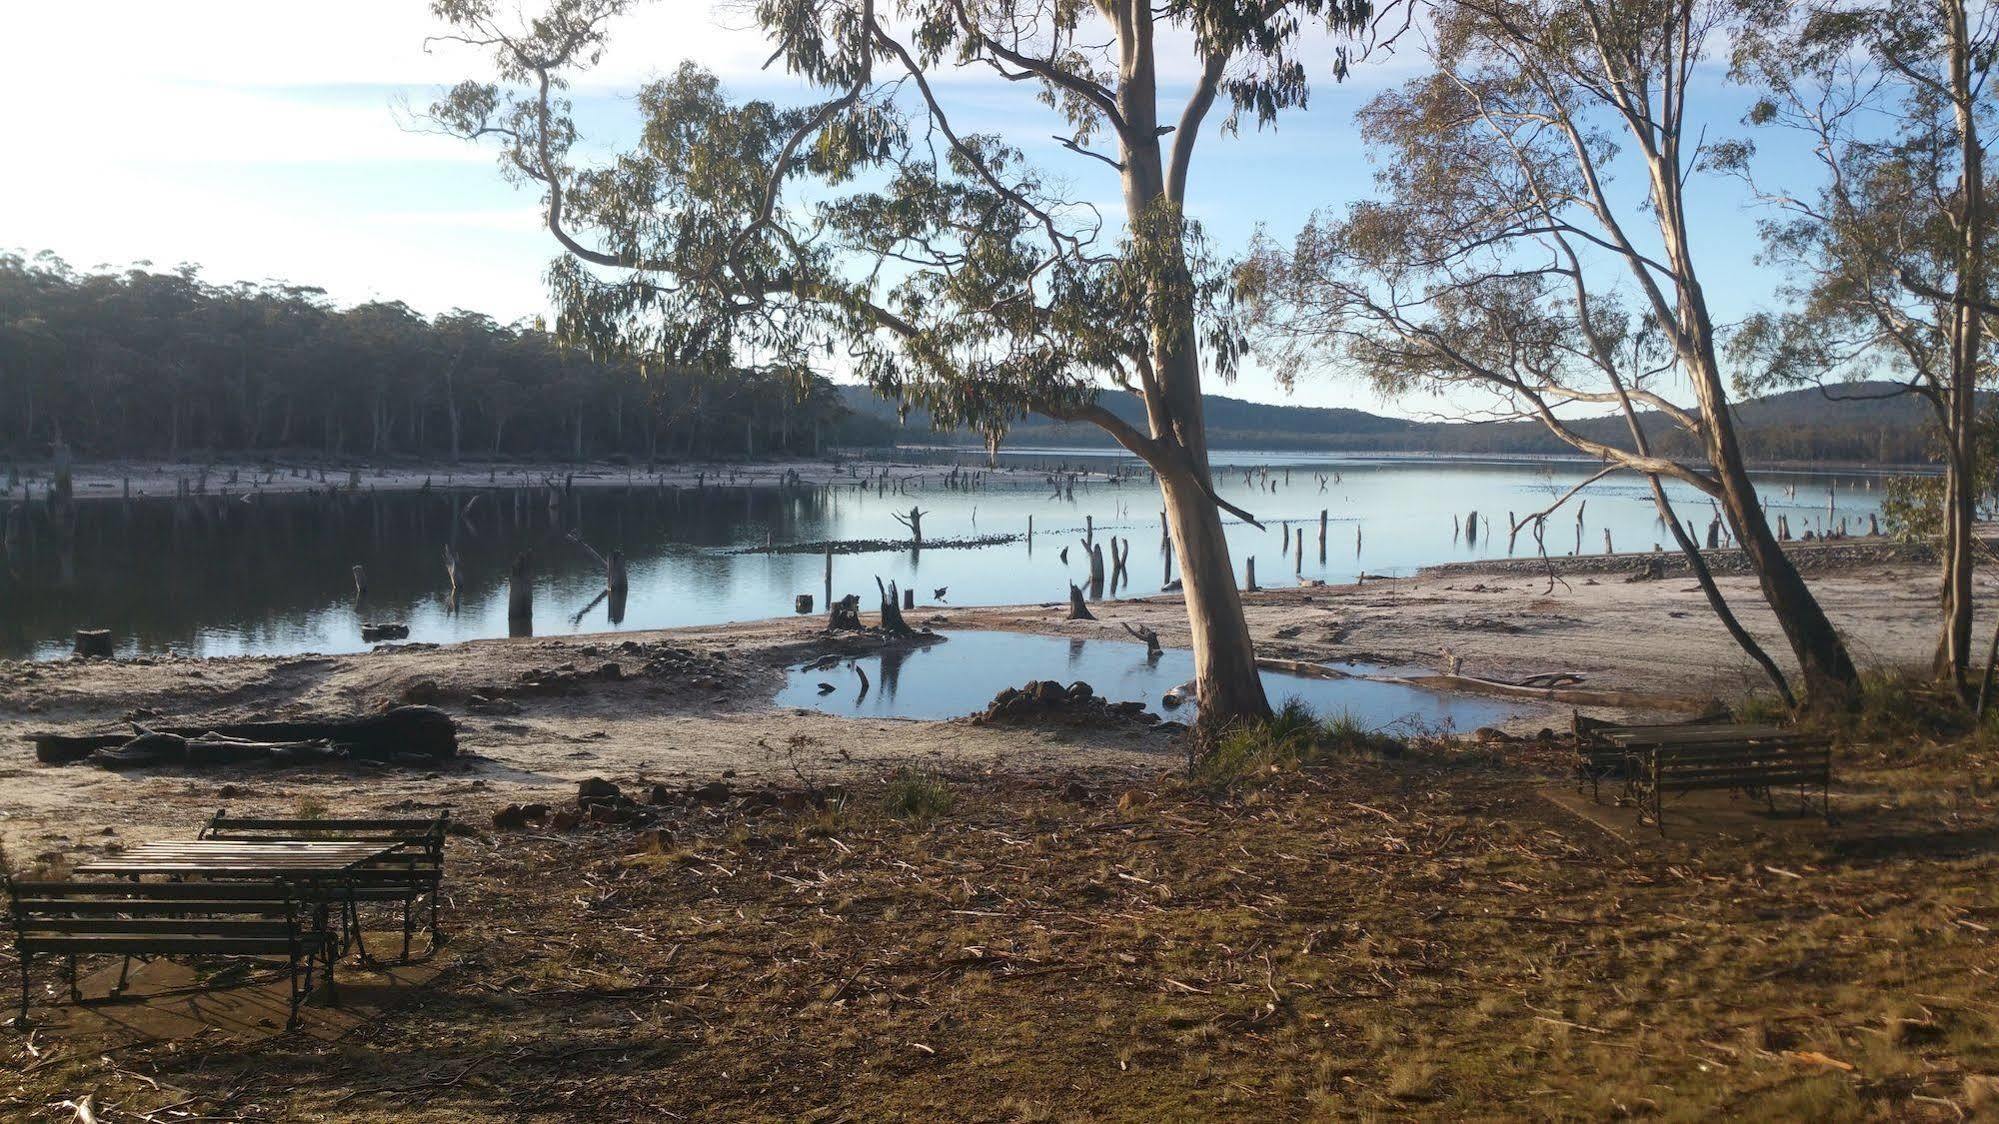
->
[
  {"left": 1122, "top": 622, "right": 1162, "bottom": 661},
  {"left": 443, "top": 545, "right": 462, "bottom": 601},
  {"left": 566, "top": 529, "right": 629, "bottom": 596},
  {"left": 507, "top": 551, "right": 533, "bottom": 636},
  {"left": 890, "top": 506, "right": 928, "bottom": 546},
  {"left": 352, "top": 564, "right": 368, "bottom": 600},
  {"left": 1067, "top": 582, "right": 1096, "bottom": 620}
]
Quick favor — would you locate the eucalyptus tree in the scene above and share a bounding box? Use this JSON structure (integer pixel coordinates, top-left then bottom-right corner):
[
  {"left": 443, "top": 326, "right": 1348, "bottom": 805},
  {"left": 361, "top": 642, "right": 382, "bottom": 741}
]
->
[
  {"left": 1729, "top": 0, "right": 1997, "bottom": 691},
  {"left": 426, "top": 0, "right": 1387, "bottom": 724},
  {"left": 1245, "top": 0, "right": 1861, "bottom": 704}
]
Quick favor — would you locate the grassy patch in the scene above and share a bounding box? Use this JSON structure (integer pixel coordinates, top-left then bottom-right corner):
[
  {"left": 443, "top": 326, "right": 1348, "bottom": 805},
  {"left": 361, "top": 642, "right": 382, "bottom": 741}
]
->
[
  {"left": 1190, "top": 698, "right": 1406, "bottom": 790},
  {"left": 880, "top": 766, "right": 956, "bottom": 821}
]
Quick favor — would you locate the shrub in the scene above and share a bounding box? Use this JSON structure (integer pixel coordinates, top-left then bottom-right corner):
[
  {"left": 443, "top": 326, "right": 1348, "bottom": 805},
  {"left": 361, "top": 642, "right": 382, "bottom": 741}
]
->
[
  {"left": 1190, "top": 699, "right": 1404, "bottom": 790},
  {"left": 881, "top": 767, "right": 955, "bottom": 821}
]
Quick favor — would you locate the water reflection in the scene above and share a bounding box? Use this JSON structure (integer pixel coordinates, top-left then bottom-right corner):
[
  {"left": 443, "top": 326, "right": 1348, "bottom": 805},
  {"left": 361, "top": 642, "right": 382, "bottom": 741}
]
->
[
  {"left": 775, "top": 630, "right": 1531, "bottom": 730},
  {"left": 0, "top": 454, "right": 1890, "bottom": 660}
]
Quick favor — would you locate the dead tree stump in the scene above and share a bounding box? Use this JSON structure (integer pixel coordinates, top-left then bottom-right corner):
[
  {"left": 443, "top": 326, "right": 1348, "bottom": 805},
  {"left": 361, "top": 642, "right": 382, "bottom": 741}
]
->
[
  {"left": 829, "top": 594, "right": 863, "bottom": 630},
  {"left": 876, "top": 577, "right": 915, "bottom": 636},
  {"left": 1122, "top": 622, "right": 1161, "bottom": 661},
  {"left": 891, "top": 506, "right": 928, "bottom": 545},
  {"left": 72, "top": 629, "right": 113, "bottom": 659},
  {"left": 1067, "top": 582, "right": 1095, "bottom": 620},
  {"left": 507, "top": 552, "right": 533, "bottom": 634}
]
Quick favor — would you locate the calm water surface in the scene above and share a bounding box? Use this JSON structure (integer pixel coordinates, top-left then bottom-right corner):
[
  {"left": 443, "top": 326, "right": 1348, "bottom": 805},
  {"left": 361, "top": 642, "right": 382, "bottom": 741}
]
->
[
  {"left": 775, "top": 630, "right": 1530, "bottom": 730},
  {"left": 1, "top": 451, "right": 1887, "bottom": 661}
]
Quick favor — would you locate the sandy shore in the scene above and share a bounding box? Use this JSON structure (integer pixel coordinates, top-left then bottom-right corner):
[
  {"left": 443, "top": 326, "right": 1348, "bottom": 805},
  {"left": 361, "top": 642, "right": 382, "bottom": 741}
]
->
[
  {"left": 0, "top": 555, "right": 1977, "bottom": 864},
  {"left": 7, "top": 453, "right": 1099, "bottom": 502}
]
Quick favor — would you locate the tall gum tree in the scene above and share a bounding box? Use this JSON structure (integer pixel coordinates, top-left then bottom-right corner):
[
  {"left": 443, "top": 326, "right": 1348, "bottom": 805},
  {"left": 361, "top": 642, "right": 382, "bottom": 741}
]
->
[
  {"left": 1244, "top": 0, "right": 1862, "bottom": 705},
  {"left": 1728, "top": 0, "right": 1996, "bottom": 693},
  {"left": 429, "top": 0, "right": 1387, "bottom": 726}
]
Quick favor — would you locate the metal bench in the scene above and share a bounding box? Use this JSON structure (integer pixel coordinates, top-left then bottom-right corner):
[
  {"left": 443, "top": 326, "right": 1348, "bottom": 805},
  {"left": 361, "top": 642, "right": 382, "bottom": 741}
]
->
[
  {"left": 1633, "top": 735, "right": 1832, "bottom": 832},
  {"left": 199, "top": 811, "right": 448, "bottom": 961},
  {"left": 8, "top": 879, "right": 336, "bottom": 1028}
]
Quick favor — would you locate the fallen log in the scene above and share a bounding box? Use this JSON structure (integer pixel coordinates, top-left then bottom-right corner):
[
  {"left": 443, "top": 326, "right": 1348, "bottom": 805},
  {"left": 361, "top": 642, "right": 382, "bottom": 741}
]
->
[
  {"left": 29, "top": 705, "right": 457, "bottom": 766},
  {"left": 90, "top": 733, "right": 345, "bottom": 770}
]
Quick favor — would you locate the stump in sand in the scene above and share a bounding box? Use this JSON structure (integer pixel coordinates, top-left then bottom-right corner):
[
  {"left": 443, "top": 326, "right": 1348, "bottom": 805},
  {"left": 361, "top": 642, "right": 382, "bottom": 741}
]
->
[
  {"left": 828, "top": 594, "right": 863, "bottom": 631},
  {"left": 1067, "top": 582, "right": 1095, "bottom": 621},
  {"left": 875, "top": 577, "right": 916, "bottom": 636}
]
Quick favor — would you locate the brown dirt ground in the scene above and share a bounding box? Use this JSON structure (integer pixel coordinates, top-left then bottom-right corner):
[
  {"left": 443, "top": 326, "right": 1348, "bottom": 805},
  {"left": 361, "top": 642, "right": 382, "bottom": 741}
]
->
[{"left": 2, "top": 560, "right": 1996, "bottom": 1119}]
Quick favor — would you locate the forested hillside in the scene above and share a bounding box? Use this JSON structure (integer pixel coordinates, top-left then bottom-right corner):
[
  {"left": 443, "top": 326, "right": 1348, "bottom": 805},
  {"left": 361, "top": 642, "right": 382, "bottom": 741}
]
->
[
  {"left": 842, "top": 384, "right": 1944, "bottom": 464},
  {"left": 0, "top": 254, "right": 1943, "bottom": 466},
  {"left": 0, "top": 254, "right": 856, "bottom": 462}
]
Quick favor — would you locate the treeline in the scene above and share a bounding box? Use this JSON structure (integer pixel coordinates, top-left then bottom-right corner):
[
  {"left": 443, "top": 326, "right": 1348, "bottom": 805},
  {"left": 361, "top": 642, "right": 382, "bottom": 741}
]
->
[
  {"left": 0, "top": 253, "right": 871, "bottom": 462},
  {"left": 849, "top": 382, "right": 1945, "bottom": 464}
]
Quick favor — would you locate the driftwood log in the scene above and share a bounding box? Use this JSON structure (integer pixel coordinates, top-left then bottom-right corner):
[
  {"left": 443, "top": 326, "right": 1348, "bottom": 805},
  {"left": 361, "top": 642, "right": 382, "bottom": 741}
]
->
[{"left": 29, "top": 705, "right": 458, "bottom": 767}]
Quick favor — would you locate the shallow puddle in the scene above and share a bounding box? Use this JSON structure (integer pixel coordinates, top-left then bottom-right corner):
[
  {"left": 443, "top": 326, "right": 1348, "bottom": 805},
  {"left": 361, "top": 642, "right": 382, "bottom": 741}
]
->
[{"left": 774, "top": 630, "right": 1532, "bottom": 731}]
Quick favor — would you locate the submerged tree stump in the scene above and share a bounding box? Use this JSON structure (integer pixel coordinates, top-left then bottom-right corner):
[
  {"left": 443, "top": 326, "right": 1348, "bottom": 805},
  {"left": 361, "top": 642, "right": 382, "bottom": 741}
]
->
[
  {"left": 508, "top": 551, "right": 534, "bottom": 636},
  {"left": 1122, "top": 622, "right": 1162, "bottom": 661},
  {"left": 72, "top": 629, "right": 113, "bottom": 659}
]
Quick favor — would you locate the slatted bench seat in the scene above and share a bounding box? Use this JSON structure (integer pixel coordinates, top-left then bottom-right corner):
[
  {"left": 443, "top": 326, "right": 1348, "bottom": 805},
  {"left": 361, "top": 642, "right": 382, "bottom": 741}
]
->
[
  {"left": 8, "top": 880, "right": 335, "bottom": 1028},
  {"left": 1634, "top": 736, "right": 1832, "bottom": 832},
  {"left": 199, "top": 812, "right": 448, "bottom": 960}
]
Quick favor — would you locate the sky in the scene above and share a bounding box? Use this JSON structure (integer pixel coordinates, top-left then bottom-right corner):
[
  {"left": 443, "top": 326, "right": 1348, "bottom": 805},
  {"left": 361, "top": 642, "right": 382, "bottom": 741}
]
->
[{"left": 2, "top": 1, "right": 1800, "bottom": 415}]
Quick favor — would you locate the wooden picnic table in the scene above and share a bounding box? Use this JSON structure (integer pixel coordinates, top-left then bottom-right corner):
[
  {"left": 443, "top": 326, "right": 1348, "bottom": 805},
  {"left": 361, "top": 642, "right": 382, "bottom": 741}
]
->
[{"left": 75, "top": 841, "right": 394, "bottom": 879}]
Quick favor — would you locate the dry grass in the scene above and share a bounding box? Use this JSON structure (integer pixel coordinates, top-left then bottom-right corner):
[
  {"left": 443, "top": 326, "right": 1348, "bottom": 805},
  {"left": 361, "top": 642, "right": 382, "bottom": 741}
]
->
[{"left": 4, "top": 746, "right": 1997, "bottom": 1120}]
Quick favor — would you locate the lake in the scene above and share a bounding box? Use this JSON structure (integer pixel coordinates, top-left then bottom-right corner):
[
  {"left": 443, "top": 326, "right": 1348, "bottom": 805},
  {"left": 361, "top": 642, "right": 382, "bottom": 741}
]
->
[{"left": 0, "top": 451, "right": 1887, "bottom": 661}]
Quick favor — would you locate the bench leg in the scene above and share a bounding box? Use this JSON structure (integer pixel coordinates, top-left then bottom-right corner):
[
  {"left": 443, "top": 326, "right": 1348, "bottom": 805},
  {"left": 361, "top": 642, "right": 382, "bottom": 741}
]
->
[
  {"left": 111, "top": 955, "right": 133, "bottom": 997},
  {"left": 67, "top": 955, "right": 82, "bottom": 1004},
  {"left": 286, "top": 954, "right": 302, "bottom": 1031},
  {"left": 16, "top": 951, "right": 29, "bottom": 1026}
]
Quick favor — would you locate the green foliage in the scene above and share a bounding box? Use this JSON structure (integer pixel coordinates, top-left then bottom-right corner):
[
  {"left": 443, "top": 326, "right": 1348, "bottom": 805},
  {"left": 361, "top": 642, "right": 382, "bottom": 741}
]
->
[
  {"left": 1881, "top": 474, "right": 1945, "bottom": 541},
  {"left": 880, "top": 767, "right": 955, "bottom": 822},
  {"left": 0, "top": 253, "right": 855, "bottom": 459},
  {"left": 1190, "top": 699, "right": 1404, "bottom": 790},
  {"left": 428, "top": 1, "right": 1375, "bottom": 449}
]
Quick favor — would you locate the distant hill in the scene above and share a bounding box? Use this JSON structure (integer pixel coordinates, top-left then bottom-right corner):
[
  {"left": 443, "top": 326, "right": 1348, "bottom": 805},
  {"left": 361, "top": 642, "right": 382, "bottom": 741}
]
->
[{"left": 833, "top": 382, "right": 1942, "bottom": 464}]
